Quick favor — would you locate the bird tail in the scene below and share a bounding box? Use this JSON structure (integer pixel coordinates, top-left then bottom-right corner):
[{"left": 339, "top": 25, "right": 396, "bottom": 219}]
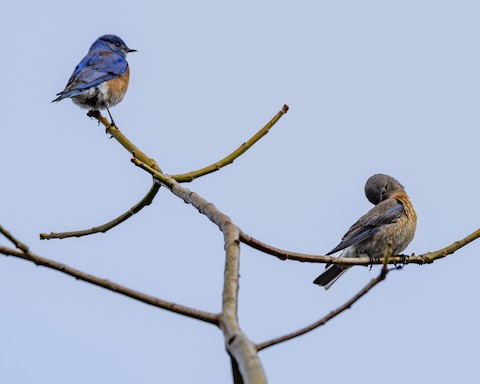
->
[
  {"left": 51, "top": 94, "right": 64, "bottom": 103},
  {"left": 52, "top": 90, "right": 75, "bottom": 103},
  {"left": 313, "top": 265, "right": 350, "bottom": 290},
  {"left": 52, "top": 87, "right": 86, "bottom": 103}
]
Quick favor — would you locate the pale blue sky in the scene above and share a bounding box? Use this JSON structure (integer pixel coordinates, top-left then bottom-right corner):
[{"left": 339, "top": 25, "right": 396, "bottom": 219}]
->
[{"left": 2, "top": 1, "right": 480, "bottom": 383}]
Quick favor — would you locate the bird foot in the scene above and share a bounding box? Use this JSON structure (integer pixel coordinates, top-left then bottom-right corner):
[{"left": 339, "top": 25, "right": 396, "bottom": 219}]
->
[
  {"left": 368, "top": 256, "right": 380, "bottom": 270},
  {"left": 87, "top": 109, "right": 101, "bottom": 119}
]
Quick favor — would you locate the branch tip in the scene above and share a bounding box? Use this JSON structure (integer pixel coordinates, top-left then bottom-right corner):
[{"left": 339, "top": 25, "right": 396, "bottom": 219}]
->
[
  {"left": 39, "top": 181, "right": 161, "bottom": 240},
  {"left": 172, "top": 106, "right": 289, "bottom": 183}
]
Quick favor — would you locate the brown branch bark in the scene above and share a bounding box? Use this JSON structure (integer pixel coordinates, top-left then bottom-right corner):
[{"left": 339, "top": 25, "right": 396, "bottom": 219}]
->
[
  {"left": 129, "top": 162, "right": 267, "bottom": 383},
  {"left": 172, "top": 104, "right": 289, "bottom": 182},
  {"left": 40, "top": 179, "right": 161, "bottom": 240},
  {"left": 43, "top": 105, "right": 287, "bottom": 242},
  {"left": 0, "top": 228, "right": 218, "bottom": 325},
  {"left": 240, "top": 229, "right": 480, "bottom": 266},
  {"left": 256, "top": 263, "right": 390, "bottom": 351},
  {"left": 7, "top": 102, "right": 478, "bottom": 382},
  {"left": 220, "top": 224, "right": 266, "bottom": 383}
]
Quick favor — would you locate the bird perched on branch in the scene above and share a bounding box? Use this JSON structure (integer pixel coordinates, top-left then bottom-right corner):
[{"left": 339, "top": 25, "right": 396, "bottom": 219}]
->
[
  {"left": 52, "top": 34, "right": 136, "bottom": 125},
  {"left": 313, "top": 174, "right": 417, "bottom": 289}
]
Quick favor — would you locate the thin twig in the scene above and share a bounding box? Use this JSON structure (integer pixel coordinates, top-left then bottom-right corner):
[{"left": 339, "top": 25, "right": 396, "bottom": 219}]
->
[
  {"left": 41, "top": 109, "right": 163, "bottom": 240},
  {"left": 256, "top": 264, "right": 389, "bottom": 352},
  {"left": 47, "top": 105, "right": 287, "bottom": 241},
  {"left": 0, "top": 242, "right": 219, "bottom": 325},
  {"left": 172, "top": 105, "right": 289, "bottom": 182},
  {"left": 0, "top": 225, "right": 30, "bottom": 253},
  {"left": 88, "top": 110, "right": 161, "bottom": 172},
  {"left": 40, "top": 179, "right": 161, "bottom": 240},
  {"left": 240, "top": 231, "right": 332, "bottom": 263},
  {"left": 240, "top": 229, "right": 480, "bottom": 266}
]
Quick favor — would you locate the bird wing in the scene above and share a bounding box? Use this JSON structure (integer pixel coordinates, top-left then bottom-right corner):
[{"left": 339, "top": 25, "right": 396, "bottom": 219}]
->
[
  {"left": 326, "top": 199, "right": 405, "bottom": 255},
  {"left": 54, "top": 51, "right": 127, "bottom": 100}
]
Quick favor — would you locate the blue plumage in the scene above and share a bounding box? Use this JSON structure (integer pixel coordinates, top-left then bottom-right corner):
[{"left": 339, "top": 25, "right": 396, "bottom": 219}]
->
[{"left": 53, "top": 34, "right": 136, "bottom": 124}]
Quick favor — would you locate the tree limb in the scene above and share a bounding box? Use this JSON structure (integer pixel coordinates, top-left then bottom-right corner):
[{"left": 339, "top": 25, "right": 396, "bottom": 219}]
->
[
  {"left": 49, "top": 105, "right": 286, "bottom": 243},
  {"left": 256, "top": 262, "right": 390, "bottom": 352},
  {"left": 219, "top": 223, "right": 266, "bottom": 383},
  {"left": 88, "top": 110, "right": 161, "bottom": 172},
  {"left": 0, "top": 225, "right": 30, "bottom": 253},
  {"left": 90, "top": 106, "right": 288, "bottom": 183},
  {"left": 40, "top": 108, "right": 163, "bottom": 241},
  {"left": 239, "top": 229, "right": 480, "bottom": 266},
  {"left": 172, "top": 105, "right": 289, "bottom": 182},
  {"left": 129, "top": 162, "right": 267, "bottom": 383},
  {"left": 0, "top": 227, "right": 219, "bottom": 325},
  {"left": 40, "top": 179, "right": 161, "bottom": 240}
]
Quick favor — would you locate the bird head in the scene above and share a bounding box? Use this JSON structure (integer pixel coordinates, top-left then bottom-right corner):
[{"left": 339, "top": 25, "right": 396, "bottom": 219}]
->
[
  {"left": 92, "top": 34, "right": 137, "bottom": 57},
  {"left": 364, "top": 174, "right": 405, "bottom": 205}
]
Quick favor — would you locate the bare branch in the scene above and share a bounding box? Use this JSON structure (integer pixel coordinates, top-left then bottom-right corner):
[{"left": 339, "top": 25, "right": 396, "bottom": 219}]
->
[
  {"left": 129, "top": 161, "right": 267, "bottom": 382},
  {"left": 240, "top": 230, "right": 332, "bottom": 263},
  {"left": 88, "top": 110, "right": 161, "bottom": 172},
  {"left": 91, "top": 105, "right": 289, "bottom": 184},
  {"left": 40, "top": 179, "right": 161, "bottom": 240},
  {"left": 256, "top": 263, "right": 390, "bottom": 352},
  {"left": 0, "top": 225, "right": 30, "bottom": 253},
  {"left": 240, "top": 229, "right": 480, "bottom": 266},
  {"left": 419, "top": 228, "right": 480, "bottom": 262},
  {"left": 40, "top": 109, "right": 163, "bottom": 240},
  {"left": 230, "top": 357, "right": 244, "bottom": 384},
  {"left": 219, "top": 224, "right": 267, "bottom": 383},
  {"left": 55, "top": 105, "right": 287, "bottom": 241},
  {"left": 0, "top": 240, "right": 218, "bottom": 325},
  {"left": 172, "top": 105, "right": 289, "bottom": 182}
]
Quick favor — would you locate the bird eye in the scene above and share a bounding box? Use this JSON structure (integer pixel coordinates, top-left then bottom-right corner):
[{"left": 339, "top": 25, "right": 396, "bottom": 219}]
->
[
  {"left": 381, "top": 188, "right": 387, "bottom": 196},
  {"left": 115, "top": 42, "right": 121, "bottom": 47}
]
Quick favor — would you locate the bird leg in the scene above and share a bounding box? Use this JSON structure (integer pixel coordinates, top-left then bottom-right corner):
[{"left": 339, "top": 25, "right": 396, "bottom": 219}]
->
[
  {"left": 368, "top": 255, "right": 381, "bottom": 270},
  {"left": 105, "top": 106, "right": 116, "bottom": 128}
]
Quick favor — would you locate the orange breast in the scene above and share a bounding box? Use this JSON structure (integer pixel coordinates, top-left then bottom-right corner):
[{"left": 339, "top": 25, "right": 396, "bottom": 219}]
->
[{"left": 105, "top": 65, "right": 130, "bottom": 106}]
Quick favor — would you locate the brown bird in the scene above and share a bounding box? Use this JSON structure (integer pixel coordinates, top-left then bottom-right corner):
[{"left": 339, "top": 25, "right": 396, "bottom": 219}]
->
[{"left": 314, "top": 174, "right": 417, "bottom": 289}]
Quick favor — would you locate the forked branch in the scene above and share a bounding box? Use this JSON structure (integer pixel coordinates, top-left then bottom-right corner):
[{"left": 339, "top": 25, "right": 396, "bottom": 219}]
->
[
  {"left": 256, "top": 254, "right": 391, "bottom": 351},
  {"left": 41, "top": 106, "right": 288, "bottom": 242},
  {"left": 130, "top": 160, "right": 267, "bottom": 383}
]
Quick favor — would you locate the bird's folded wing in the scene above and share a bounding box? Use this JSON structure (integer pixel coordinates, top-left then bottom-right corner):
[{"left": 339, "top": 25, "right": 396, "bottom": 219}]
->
[
  {"left": 327, "top": 200, "right": 405, "bottom": 254},
  {"left": 57, "top": 51, "right": 128, "bottom": 97}
]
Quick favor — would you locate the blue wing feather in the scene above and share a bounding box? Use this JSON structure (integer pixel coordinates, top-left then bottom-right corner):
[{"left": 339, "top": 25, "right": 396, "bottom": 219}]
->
[{"left": 53, "top": 50, "right": 127, "bottom": 101}]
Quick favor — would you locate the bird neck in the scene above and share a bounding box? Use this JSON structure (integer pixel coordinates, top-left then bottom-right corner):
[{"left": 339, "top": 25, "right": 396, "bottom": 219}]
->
[{"left": 391, "top": 191, "right": 417, "bottom": 221}]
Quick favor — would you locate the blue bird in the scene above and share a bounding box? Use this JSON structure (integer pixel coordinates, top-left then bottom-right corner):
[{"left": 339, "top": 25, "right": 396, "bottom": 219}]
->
[
  {"left": 53, "top": 34, "right": 136, "bottom": 125},
  {"left": 314, "top": 174, "right": 417, "bottom": 289}
]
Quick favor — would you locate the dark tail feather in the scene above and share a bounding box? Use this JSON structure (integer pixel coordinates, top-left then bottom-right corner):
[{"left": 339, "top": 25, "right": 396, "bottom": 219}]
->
[
  {"left": 52, "top": 88, "right": 82, "bottom": 103},
  {"left": 313, "top": 265, "right": 350, "bottom": 290},
  {"left": 51, "top": 95, "right": 63, "bottom": 103},
  {"left": 52, "top": 91, "right": 67, "bottom": 103}
]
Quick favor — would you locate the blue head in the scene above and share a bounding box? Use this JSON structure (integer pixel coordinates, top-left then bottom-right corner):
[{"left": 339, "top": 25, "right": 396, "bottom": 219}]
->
[{"left": 90, "top": 35, "right": 137, "bottom": 58}]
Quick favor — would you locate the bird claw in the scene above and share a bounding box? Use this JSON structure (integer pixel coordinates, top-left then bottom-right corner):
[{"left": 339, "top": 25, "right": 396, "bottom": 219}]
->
[
  {"left": 393, "top": 254, "right": 409, "bottom": 269},
  {"left": 87, "top": 109, "right": 101, "bottom": 119},
  {"left": 368, "top": 255, "right": 380, "bottom": 270}
]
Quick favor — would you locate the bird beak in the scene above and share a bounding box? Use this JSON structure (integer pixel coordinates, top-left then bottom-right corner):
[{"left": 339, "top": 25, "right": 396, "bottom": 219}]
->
[{"left": 127, "top": 48, "right": 137, "bottom": 53}]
